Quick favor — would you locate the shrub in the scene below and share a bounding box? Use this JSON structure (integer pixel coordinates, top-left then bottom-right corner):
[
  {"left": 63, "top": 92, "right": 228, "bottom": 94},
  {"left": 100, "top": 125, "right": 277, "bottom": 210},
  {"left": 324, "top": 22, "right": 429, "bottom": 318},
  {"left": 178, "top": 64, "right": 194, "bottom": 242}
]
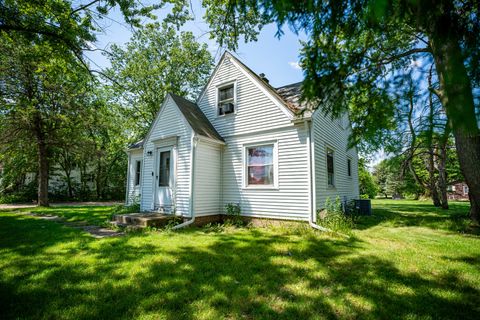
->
[
  {"left": 225, "top": 202, "right": 243, "bottom": 226},
  {"left": 111, "top": 203, "right": 140, "bottom": 216},
  {"left": 317, "top": 197, "right": 354, "bottom": 235}
]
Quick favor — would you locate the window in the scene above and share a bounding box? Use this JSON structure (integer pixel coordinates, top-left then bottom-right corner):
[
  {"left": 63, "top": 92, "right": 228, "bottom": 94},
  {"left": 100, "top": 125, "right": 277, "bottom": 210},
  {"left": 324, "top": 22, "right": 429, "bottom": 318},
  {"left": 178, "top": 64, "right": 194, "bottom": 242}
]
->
[
  {"left": 347, "top": 158, "right": 352, "bottom": 177},
  {"left": 158, "top": 151, "right": 171, "bottom": 187},
  {"left": 246, "top": 144, "right": 275, "bottom": 186},
  {"left": 327, "top": 148, "right": 334, "bottom": 187},
  {"left": 218, "top": 84, "right": 235, "bottom": 115},
  {"left": 134, "top": 160, "right": 141, "bottom": 186},
  {"left": 464, "top": 185, "right": 469, "bottom": 194}
]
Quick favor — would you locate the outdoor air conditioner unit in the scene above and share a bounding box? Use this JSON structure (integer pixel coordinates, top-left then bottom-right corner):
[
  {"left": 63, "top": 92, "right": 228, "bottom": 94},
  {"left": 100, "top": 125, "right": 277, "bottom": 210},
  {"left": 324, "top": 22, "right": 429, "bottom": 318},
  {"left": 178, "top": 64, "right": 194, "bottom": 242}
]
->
[{"left": 220, "top": 102, "right": 234, "bottom": 114}]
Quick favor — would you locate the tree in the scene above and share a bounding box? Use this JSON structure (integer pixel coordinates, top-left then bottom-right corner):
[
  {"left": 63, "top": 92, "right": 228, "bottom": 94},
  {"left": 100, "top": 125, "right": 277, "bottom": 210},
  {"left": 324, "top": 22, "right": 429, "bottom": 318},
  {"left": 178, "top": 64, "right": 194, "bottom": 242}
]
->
[
  {"left": 374, "top": 156, "right": 424, "bottom": 199},
  {"left": 0, "top": 1, "right": 179, "bottom": 62},
  {"left": 201, "top": 0, "right": 480, "bottom": 223},
  {"left": 0, "top": 33, "right": 92, "bottom": 206},
  {"left": 106, "top": 22, "right": 214, "bottom": 135},
  {"left": 358, "top": 159, "right": 377, "bottom": 199}
]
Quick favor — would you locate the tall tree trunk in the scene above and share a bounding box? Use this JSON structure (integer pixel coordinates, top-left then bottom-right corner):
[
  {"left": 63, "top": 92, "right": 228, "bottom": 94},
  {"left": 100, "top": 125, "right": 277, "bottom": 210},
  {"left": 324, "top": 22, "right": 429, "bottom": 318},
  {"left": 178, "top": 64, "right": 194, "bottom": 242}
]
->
[
  {"left": 437, "top": 122, "right": 451, "bottom": 210},
  {"left": 426, "top": 70, "right": 441, "bottom": 207},
  {"left": 429, "top": 24, "right": 480, "bottom": 224},
  {"left": 33, "top": 113, "right": 49, "bottom": 206},
  {"left": 437, "top": 143, "right": 449, "bottom": 209},
  {"left": 65, "top": 171, "right": 73, "bottom": 198}
]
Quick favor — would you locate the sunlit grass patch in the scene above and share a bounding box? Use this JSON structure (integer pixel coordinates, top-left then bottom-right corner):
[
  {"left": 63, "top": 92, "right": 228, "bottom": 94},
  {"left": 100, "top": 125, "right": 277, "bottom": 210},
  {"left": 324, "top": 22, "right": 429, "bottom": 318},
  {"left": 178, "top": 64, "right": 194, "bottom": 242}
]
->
[{"left": 0, "top": 200, "right": 479, "bottom": 319}]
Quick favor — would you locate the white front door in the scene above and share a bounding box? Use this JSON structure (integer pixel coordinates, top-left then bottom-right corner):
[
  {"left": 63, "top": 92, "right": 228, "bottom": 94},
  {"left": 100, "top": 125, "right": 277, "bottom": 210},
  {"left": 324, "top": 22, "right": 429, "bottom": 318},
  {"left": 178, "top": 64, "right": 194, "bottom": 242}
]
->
[{"left": 154, "top": 146, "right": 174, "bottom": 212}]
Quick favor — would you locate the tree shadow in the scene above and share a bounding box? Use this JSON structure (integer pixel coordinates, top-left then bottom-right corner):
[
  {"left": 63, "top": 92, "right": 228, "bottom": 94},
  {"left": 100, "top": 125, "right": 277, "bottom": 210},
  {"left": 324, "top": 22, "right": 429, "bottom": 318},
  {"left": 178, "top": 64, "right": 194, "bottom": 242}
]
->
[
  {"left": 1, "top": 215, "right": 479, "bottom": 319},
  {"left": 354, "top": 200, "right": 477, "bottom": 235}
]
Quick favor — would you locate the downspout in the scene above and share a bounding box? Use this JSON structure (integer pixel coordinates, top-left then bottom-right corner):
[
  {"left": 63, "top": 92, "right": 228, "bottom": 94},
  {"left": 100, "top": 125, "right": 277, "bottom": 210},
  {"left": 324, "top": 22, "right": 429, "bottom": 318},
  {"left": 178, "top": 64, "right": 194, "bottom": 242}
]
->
[
  {"left": 172, "top": 134, "right": 198, "bottom": 229},
  {"left": 125, "top": 152, "right": 131, "bottom": 206},
  {"left": 305, "top": 120, "right": 331, "bottom": 232}
]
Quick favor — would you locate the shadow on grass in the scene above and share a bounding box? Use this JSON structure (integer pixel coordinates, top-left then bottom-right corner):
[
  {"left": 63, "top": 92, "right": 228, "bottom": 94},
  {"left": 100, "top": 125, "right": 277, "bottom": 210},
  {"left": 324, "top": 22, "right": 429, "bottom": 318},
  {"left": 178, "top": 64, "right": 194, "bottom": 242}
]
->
[
  {"left": 1, "top": 205, "right": 115, "bottom": 226},
  {"left": 1, "top": 212, "right": 479, "bottom": 319},
  {"left": 355, "top": 200, "right": 478, "bottom": 235}
]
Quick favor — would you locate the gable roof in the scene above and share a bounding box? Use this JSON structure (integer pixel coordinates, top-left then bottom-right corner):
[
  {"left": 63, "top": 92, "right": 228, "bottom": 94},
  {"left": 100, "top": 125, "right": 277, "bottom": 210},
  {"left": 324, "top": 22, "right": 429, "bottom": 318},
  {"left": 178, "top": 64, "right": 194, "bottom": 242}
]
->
[
  {"left": 275, "top": 82, "right": 304, "bottom": 112},
  {"left": 197, "top": 51, "right": 311, "bottom": 119},
  {"left": 169, "top": 93, "right": 224, "bottom": 142},
  {"left": 128, "top": 94, "right": 224, "bottom": 151},
  {"left": 226, "top": 53, "right": 307, "bottom": 115},
  {"left": 128, "top": 139, "right": 144, "bottom": 150}
]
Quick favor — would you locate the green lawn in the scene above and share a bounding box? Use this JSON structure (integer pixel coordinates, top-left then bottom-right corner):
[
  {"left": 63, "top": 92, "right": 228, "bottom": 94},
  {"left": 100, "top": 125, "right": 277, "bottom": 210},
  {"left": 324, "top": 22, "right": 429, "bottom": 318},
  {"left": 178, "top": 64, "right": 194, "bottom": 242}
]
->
[{"left": 0, "top": 200, "right": 479, "bottom": 319}]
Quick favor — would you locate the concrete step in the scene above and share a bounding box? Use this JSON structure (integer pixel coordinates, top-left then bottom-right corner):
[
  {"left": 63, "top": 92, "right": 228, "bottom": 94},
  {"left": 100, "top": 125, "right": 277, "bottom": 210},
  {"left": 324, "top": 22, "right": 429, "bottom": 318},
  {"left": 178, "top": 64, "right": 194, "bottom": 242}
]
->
[{"left": 113, "top": 213, "right": 179, "bottom": 228}]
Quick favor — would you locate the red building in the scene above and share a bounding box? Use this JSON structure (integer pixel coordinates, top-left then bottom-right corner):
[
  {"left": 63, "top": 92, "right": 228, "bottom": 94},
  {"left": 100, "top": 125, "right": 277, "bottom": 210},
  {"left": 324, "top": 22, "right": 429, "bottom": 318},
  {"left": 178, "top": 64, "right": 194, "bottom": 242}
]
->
[{"left": 447, "top": 182, "right": 469, "bottom": 201}]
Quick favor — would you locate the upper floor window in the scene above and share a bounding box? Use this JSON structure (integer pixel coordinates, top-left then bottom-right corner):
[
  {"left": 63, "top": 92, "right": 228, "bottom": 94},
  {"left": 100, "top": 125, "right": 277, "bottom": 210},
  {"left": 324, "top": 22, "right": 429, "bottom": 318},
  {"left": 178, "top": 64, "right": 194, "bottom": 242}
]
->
[
  {"left": 327, "top": 148, "right": 334, "bottom": 187},
  {"left": 134, "top": 160, "right": 142, "bottom": 186},
  {"left": 218, "top": 84, "right": 235, "bottom": 115}
]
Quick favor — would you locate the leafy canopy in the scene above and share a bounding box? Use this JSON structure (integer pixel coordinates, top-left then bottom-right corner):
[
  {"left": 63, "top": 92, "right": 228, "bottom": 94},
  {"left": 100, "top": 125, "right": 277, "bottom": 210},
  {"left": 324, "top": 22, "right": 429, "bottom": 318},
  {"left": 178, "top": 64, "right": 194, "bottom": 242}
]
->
[{"left": 106, "top": 22, "right": 214, "bottom": 135}]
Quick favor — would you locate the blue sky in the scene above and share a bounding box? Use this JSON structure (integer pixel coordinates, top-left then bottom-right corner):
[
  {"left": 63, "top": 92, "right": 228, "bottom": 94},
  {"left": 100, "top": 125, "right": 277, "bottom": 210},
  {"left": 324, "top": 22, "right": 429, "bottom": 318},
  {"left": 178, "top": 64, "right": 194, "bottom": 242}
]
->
[
  {"left": 83, "top": 2, "right": 386, "bottom": 165},
  {"left": 85, "top": 3, "right": 306, "bottom": 88}
]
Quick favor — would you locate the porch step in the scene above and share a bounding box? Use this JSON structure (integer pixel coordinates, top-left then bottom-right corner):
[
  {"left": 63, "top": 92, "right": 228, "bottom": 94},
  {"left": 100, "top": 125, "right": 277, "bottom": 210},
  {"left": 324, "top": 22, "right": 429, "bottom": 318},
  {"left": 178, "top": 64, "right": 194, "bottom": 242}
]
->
[{"left": 113, "top": 212, "right": 179, "bottom": 228}]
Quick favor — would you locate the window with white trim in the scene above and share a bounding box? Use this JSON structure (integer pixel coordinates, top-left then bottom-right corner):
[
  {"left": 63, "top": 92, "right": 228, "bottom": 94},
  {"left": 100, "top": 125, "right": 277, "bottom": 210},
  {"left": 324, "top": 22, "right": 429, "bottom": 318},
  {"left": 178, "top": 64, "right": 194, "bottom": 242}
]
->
[
  {"left": 327, "top": 147, "right": 334, "bottom": 187},
  {"left": 245, "top": 144, "right": 275, "bottom": 186},
  {"left": 134, "top": 160, "right": 142, "bottom": 186},
  {"left": 464, "top": 185, "right": 469, "bottom": 194},
  {"left": 218, "top": 84, "right": 235, "bottom": 115}
]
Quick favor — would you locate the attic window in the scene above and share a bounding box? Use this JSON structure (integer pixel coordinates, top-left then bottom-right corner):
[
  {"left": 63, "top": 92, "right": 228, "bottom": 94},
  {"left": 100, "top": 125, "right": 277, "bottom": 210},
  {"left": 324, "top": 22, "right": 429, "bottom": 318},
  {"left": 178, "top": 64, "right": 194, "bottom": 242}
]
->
[{"left": 218, "top": 84, "right": 235, "bottom": 115}]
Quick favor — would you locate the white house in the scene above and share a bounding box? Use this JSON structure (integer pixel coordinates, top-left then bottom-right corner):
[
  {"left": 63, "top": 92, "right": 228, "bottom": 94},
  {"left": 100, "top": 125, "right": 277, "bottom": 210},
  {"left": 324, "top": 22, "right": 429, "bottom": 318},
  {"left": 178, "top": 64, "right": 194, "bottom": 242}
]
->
[{"left": 125, "top": 52, "right": 359, "bottom": 225}]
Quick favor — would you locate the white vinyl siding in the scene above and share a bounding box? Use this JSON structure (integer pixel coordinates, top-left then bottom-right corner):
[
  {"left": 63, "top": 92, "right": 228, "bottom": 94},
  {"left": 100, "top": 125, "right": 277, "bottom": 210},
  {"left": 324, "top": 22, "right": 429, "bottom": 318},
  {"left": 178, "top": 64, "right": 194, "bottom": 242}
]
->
[
  {"left": 193, "top": 140, "right": 222, "bottom": 216},
  {"left": 197, "top": 56, "right": 293, "bottom": 138},
  {"left": 222, "top": 125, "right": 310, "bottom": 220},
  {"left": 140, "top": 96, "right": 192, "bottom": 214},
  {"left": 126, "top": 149, "right": 143, "bottom": 205},
  {"left": 313, "top": 110, "right": 360, "bottom": 209}
]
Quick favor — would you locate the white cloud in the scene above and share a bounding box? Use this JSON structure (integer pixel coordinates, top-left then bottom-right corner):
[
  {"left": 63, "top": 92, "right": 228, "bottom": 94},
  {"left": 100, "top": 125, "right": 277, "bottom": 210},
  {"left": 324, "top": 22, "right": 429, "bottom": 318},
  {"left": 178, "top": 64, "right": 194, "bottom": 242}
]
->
[{"left": 288, "top": 61, "right": 302, "bottom": 70}]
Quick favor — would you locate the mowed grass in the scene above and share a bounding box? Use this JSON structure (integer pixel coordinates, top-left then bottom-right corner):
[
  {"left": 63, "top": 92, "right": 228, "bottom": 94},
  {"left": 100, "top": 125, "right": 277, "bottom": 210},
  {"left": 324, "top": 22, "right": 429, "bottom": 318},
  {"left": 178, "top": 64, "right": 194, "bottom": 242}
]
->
[{"left": 0, "top": 200, "right": 479, "bottom": 319}]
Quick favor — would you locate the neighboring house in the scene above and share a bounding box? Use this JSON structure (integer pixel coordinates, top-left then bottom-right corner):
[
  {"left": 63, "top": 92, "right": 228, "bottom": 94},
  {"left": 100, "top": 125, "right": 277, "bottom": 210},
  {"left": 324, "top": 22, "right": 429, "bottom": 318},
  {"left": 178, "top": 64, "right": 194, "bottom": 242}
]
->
[
  {"left": 447, "top": 182, "right": 470, "bottom": 201},
  {"left": 125, "top": 52, "right": 359, "bottom": 224}
]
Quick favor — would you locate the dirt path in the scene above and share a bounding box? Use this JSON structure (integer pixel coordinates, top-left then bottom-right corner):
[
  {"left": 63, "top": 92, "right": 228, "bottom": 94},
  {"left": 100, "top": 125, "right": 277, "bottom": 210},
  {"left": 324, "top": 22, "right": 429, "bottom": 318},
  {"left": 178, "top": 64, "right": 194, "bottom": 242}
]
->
[{"left": 30, "top": 213, "right": 125, "bottom": 238}]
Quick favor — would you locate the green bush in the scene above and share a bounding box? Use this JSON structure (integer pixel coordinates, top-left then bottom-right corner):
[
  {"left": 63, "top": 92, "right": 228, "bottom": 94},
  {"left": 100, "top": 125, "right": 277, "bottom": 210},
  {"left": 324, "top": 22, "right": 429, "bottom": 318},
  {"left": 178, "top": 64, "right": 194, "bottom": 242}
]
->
[
  {"left": 0, "top": 182, "right": 37, "bottom": 204},
  {"left": 317, "top": 197, "right": 354, "bottom": 235},
  {"left": 112, "top": 203, "right": 140, "bottom": 215},
  {"left": 225, "top": 202, "right": 243, "bottom": 226}
]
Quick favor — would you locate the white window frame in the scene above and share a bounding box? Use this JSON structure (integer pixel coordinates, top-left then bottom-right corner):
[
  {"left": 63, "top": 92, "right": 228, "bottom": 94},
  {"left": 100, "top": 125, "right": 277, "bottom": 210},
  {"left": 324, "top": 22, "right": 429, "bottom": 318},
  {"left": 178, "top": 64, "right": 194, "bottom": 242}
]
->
[
  {"left": 326, "top": 145, "right": 335, "bottom": 188},
  {"left": 216, "top": 80, "right": 237, "bottom": 117},
  {"left": 242, "top": 140, "right": 279, "bottom": 189}
]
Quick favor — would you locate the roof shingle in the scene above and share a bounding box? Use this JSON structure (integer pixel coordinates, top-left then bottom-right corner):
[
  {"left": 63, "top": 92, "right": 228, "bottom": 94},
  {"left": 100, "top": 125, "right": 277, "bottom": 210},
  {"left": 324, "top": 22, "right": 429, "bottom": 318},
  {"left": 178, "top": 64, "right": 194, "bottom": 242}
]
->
[{"left": 169, "top": 93, "right": 224, "bottom": 142}]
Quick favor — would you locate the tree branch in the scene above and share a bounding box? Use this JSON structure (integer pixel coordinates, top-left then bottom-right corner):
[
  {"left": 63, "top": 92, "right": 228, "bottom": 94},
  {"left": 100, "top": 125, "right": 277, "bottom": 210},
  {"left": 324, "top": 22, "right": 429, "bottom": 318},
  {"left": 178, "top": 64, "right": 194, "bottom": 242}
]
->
[
  {"left": 71, "top": 0, "right": 102, "bottom": 16},
  {"left": 378, "top": 47, "right": 432, "bottom": 66}
]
